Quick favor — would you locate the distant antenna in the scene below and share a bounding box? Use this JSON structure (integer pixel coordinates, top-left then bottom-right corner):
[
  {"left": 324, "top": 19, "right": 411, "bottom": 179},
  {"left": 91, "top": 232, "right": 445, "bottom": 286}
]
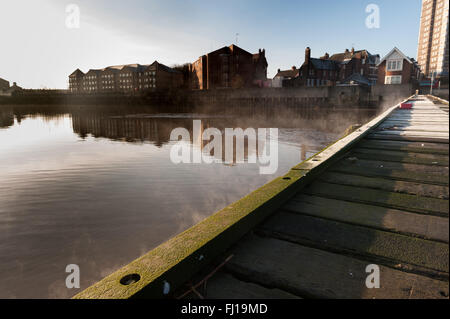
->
[{"left": 236, "top": 33, "right": 240, "bottom": 45}]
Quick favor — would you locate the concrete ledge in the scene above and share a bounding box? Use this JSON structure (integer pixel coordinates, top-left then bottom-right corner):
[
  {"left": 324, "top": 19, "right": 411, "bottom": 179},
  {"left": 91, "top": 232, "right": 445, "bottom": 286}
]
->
[{"left": 74, "top": 95, "right": 415, "bottom": 299}]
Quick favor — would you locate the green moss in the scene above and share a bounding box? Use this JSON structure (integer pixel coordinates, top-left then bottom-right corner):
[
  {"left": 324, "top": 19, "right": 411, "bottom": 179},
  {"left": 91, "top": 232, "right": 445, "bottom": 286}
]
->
[{"left": 74, "top": 169, "right": 308, "bottom": 299}]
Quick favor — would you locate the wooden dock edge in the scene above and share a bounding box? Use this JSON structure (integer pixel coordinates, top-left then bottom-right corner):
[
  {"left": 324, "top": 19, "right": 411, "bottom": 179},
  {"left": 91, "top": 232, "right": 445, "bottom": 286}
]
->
[
  {"left": 73, "top": 95, "right": 416, "bottom": 299},
  {"left": 427, "top": 94, "right": 449, "bottom": 105}
]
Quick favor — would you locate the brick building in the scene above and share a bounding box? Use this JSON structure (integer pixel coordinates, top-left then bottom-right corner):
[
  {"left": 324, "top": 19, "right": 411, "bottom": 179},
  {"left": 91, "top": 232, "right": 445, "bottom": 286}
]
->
[
  {"left": 377, "top": 47, "right": 421, "bottom": 85},
  {"left": 189, "top": 44, "right": 268, "bottom": 90},
  {"left": 68, "top": 69, "right": 84, "bottom": 92},
  {"left": 417, "top": 0, "right": 449, "bottom": 79},
  {"left": 0, "top": 77, "right": 10, "bottom": 91},
  {"left": 69, "top": 61, "right": 183, "bottom": 93},
  {"left": 329, "top": 48, "right": 380, "bottom": 85},
  {"left": 272, "top": 67, "right": 300, "bottom": 88},
  {"left": 297, "top": 47, "right": 341, "bottom": 87}
]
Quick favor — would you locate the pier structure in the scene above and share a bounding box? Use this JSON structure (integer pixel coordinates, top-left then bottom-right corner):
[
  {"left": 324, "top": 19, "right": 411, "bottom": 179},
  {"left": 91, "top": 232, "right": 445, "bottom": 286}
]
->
[{"left": 75, "top": 95, "right": 449, "bottom": 299}]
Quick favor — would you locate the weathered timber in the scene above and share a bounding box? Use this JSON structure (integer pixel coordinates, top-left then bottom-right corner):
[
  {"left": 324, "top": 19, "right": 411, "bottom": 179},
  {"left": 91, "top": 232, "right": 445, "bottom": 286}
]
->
[
  {"left": 283, "top": 194, "right": 449, "bottom": 242},
  {"left": 301, "top": 182, "right": 448, "bottom": 216},
  {"left": 74, "top": 95, "right": 449, "bottom": 299},
  {"left": 258, "top": 211, "right": 449, "bottom": 275},
  {"left": 224, "top": 236, "right": 449, "bottom": 299}
]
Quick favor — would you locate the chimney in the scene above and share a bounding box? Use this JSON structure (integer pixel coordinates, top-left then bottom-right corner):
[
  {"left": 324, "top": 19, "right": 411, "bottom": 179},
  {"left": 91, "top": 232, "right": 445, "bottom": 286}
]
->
[
  {"left": 259, "top": 48, "right": 262, "bottom": 54},
  {"left": 262, "top": 49, "right": 265, "bottom": 56},
  {"left": 291, "top": 66, "right": 297, "bottom": 71},
  {"left": 305, "top": 47, "right": 311, "bottom": 64},
  {"left": 345, "top": 48, "right": 349, "bottom": 53},
  {"left": 323, "top": 53, "right": 329, "bottom": 60},
  {"left": 351, "top": 47, "right": 355, "bottom": 55},
  {"left": 277, "top": 68, "right": 281, "bottom": 73}
]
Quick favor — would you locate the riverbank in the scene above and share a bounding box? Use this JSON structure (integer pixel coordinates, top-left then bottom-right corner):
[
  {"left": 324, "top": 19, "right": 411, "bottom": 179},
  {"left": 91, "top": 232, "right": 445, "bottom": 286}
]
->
[{"left": 0, "top": 84, "right": 416, "bottom": 111}]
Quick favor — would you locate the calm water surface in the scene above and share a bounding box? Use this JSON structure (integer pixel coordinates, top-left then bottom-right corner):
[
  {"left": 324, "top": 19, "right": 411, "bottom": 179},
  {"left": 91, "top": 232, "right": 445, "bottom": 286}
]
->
[{"left": 0, "top": 104, "right": 379, "bottom": 298}]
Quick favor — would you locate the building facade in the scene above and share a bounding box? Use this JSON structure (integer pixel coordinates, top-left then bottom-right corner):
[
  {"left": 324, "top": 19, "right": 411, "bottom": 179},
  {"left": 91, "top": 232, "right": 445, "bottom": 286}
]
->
[
  {"left": 272, "top": 67, "right": 300, "bottom": 88},
  {"left": 189, "top": 45, "right": 268, "bottom": 90},
  {"left": 417, "top": 0, "right": 449, "bottom": 79},
  {"left": 68, "top": 61, "right": 183, "bottom": 93},
  {"left": 297, "top": 47, "right": 341, "bottom": 87},
  {"left": 377, "top": 47, "right": 421, "bottom": 85},
  {"left": 329, "top": 48, "right": 380, "bottom": 85},
  {"left": 0, "top": 77, "right": 10, "bottom": 91}
]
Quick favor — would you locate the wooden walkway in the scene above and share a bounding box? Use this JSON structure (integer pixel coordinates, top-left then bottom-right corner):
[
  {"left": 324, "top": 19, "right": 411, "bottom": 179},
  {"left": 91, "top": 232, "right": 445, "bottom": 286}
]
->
[{"left": 189, "top": 96, "right": 449, "bottom": 299}]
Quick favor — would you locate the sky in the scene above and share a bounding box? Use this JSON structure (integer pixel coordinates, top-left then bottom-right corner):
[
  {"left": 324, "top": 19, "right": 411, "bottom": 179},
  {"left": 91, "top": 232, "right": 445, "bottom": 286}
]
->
[{"left": 0, "top": 0, "right": 422, "bottom": 89}]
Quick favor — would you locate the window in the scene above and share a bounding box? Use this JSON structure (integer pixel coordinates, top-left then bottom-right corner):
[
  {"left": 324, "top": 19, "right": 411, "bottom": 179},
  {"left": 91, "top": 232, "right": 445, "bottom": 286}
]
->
[
  {"left": 386, "top": 59, "right": 403, "bottom": 71},
  {"left": 385, "top": 75, "right": 402, "bottom": 85}
]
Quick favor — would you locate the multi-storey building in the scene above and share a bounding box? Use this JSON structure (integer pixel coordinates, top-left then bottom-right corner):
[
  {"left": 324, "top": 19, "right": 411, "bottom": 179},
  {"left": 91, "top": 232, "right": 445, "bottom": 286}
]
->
[
  {"left": 68, "top": 69, "right": 84, "bottom": 92},
  {"left": 68, "top": 61, "right": 183, "bottom": 93},
  {"left": 417, "top": 0, "right": 449, "bottom": 79},
  {"left": 276, "top": 47, "right": 380, "bottom": 88},
  {"left": 329, "top": 48, "right": 380, "bottom": 85},
  {"left": 297, "top": 47, "right": 341, "bottom": 87},
  {"left": 377, "top": 47, "right": 421, "bottom": 85},
  {"left": 0, "top": 77, "right": 10, "bottom": 91},
  {"left": 189, "top": 44, "right": 268, "bottom": 90},
  {"left": 272, "top": 67, "right": 300, "bottom": 88}
]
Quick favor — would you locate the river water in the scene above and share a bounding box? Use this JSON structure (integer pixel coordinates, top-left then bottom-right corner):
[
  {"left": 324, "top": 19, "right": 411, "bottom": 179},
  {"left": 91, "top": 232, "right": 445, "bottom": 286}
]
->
[{"left": 0, "top": 104, "right": 379, "bottom": 298}]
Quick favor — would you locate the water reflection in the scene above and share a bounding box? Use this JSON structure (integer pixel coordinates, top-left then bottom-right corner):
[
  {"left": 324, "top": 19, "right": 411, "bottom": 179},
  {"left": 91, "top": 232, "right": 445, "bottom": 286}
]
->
[{"left": 0, "top": 104, "right": 379, "bottom": 298}]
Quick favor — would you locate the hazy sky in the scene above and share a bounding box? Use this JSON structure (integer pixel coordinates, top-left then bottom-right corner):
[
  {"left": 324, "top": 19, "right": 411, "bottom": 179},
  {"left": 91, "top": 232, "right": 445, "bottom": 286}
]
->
[{"left": 0, "top": 0, "right": 422, "bottom": 89}]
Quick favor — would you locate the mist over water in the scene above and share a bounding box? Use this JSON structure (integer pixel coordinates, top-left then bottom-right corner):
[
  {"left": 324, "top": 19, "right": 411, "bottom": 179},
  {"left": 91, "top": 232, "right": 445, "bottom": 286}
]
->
[{"left": 0, "top": 104, "right": 380, "bottom": 298}]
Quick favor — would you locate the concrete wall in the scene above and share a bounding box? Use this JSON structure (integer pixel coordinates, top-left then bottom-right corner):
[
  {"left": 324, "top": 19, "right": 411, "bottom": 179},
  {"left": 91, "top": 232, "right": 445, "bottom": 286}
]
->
[
  {"left": 1, "top": 85, "right": 415, "bottom": 110},
  {"left": 371, "top": 83, "right": 415, "bottom": 108}
]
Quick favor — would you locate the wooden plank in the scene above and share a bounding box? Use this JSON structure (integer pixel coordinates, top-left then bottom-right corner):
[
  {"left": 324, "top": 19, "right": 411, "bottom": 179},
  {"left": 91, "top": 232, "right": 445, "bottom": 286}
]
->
[
  {"left": 350, "top": 148, "right": 449, "bottom": 166},
  {"left": 378, "top": 124, "right": 449, "bottom": 133},
  {"left": 301, "top": 182, "right": 449, "bottom": 216},
  {"left": 204, "top": 272, "right": 300, "bottom": 299},
  {"left": 259, "top": 212, "right": 449, "bottom": 274},
  {"left": 359, "top": 139, "right": 449, "bottom": 155},
  {"left": 318, "top": 171, "right": 449, "bottom": 198},
  {"left": 368, "top": 133, "right": 449, "bottom": 144},
  {"left": 284, "top": 194, "right": 449, "bottom": 242},
  {"left": 226, "top": 236, "right": 449, "bottom": 299},
  {"left": 382, "top": 120, "right": 449, "bottom": 126},
  {"left": 371, "top": 130, "right": 449, "bottom": 139},
  {"left": 331, "top": 159, "right": 449, "bottom": 186}
]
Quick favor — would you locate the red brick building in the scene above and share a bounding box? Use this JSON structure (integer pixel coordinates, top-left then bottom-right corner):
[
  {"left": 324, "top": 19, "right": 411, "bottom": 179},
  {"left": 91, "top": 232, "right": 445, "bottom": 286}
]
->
[
  {"left": 0, "top": 77, "right": 10, "bottom": 91},
  {"left": 297, "top": 47, "right": 341, "bottom": 87},
  {"left": 189, "top": 44, "right": 268, "bottom": 90},
  {"left": 69, "top": 61, "right": 183, "bottom": 93},
  {"left": 377, "top": 47, "right": 421, "bottom": 85},
  {"left": 329, "top": 48, "right": 380, "bottom": 85}
]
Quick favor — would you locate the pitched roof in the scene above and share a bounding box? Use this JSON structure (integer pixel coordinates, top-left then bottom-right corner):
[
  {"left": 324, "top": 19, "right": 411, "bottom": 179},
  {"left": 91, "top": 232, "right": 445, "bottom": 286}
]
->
[
  {"left": 147, "top": 61, "right": 181, "bottom": 73},
  {"left": 274, "top": 68, "right": 300, "bottom": 78},
  {"left": 377, "top": 47, "right": 412, "bottom": 66},
  {"left": 330, "top": 49, "right": 380, "bottom": 63},
  {"left": 204, "top": 44, "right": 256, "bottom": 58},
  {"left": 310, "top": 58, "right": 340, "bottom": 70},
  {"left": 69, "top": 69, "right": 85, "bottom": 77}
]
